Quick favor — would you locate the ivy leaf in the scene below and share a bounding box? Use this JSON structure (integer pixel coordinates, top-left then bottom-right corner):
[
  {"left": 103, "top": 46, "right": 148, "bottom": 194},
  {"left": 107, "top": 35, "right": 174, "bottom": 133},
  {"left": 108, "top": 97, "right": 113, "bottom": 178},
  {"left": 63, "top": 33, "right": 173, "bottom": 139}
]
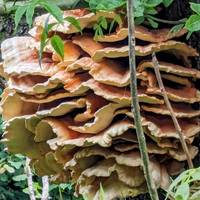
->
[
  {"left": 65, "top": 16, "right": 82, "bottom": 34},
  {"left": 14, "top": 5, "right": 27, "bottom": 30},
  {"left": 147, "top": 18, "right": 159, "bottom": 28},
  {"left": 185, "top": 14, "right": 200, "bottom": 32},
  {"left": 51, "top": 35, "right": 64, "bottom": 60},
  {"left": 39, "top": 0, "right": 63, "bottom": 23},
  {"left": 170, "top": 23, "right": 184, "bottom": 33},
  {"left": 190, "top": 3, "right": 200, "bottom": 15},
  {"left": 174, "top": 183, "right": 190, "bottom": 200},
  {"left": 163, "top": 0, "right": 174, "bottom": 7}
]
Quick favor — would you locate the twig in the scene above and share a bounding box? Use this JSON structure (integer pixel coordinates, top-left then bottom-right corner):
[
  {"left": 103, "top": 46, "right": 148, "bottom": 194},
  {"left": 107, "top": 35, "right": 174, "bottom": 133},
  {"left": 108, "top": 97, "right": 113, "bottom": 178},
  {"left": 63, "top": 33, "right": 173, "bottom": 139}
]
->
[
  {"left": 127, "top": 1, "right": 159, "bottom": 200},
  {"left": 145, "top": 15, "right": 187, "bottom": 25},
  {"left": 25, "top": 158, "right": 36, "bottom": 200},
  {"left": 152, "top": 52, "right": 193, "bottom": 169},
  {"left": 41, "top": 176, "right": 49, "bottom": 200}
]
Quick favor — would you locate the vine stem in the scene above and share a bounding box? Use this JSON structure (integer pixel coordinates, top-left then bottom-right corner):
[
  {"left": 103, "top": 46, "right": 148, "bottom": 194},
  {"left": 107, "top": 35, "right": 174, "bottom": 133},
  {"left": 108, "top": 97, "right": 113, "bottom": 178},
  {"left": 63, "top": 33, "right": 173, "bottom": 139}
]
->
[
  {"left": 152, "top": 52, "right": 193, "bottom": 169},
  {"left": 127, "top": 1, "right": 159, "bottom": 200},
  {"left": 145, "top": 15, "right": 187, "bottom": 25}
]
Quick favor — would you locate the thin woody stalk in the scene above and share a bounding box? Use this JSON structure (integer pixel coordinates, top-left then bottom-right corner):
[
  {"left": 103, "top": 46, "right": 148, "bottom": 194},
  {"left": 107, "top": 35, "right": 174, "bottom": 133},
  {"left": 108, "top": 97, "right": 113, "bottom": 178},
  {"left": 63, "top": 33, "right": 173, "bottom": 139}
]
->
[
  {"left": 25, "top": 158, "right": 36, "bottom": 200},
  {"left": 127, "top": 1, "right": 159, "bottom": 200},
  {"left": 41, "top": 176, "right": 49, "bottom": 200},
  {"left": 152, "top": 52, "right": 193, "bottom": 169}
]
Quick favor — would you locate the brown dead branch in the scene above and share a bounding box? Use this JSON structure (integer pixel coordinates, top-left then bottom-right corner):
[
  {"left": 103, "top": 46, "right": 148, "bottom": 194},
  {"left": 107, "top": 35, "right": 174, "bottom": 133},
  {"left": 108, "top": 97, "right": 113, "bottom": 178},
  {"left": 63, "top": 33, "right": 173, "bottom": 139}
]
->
[{"left": 152, "top": 52, "right": 193, "bottom": 169}]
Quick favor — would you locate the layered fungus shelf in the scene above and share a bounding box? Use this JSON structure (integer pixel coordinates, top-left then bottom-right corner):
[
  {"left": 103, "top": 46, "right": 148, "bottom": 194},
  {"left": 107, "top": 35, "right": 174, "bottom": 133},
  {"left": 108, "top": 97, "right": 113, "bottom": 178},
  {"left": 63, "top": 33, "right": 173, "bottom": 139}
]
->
[{"left": 1, "top": 9, "right": 200, "bottom": 200}]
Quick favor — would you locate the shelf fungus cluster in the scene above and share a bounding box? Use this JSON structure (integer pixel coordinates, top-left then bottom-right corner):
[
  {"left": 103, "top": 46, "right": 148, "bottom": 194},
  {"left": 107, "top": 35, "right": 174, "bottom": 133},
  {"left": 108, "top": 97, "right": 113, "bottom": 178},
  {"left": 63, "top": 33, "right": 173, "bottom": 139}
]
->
[{"left": 1, "top": 9, "right": 200, "bottom": 199}]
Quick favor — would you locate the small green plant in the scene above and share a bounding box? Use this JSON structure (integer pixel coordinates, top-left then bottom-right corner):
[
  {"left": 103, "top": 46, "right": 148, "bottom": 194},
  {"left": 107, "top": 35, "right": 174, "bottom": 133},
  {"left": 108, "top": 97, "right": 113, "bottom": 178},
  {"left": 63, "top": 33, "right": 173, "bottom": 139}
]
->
[
  {"left": 93, "top": 16, "right": 108, "bottom": 38},
  {"left": 166, "top": 167, "right": 200, "bottom": 200},
  {"left": 14, "top": 0, "right": 63, "bottom": 29},
  {"left": 38, "top": 14, "right": 81, "bottom": 64},
  {"left": 185, "top": 3, "right": 200, "bottom": 38}
]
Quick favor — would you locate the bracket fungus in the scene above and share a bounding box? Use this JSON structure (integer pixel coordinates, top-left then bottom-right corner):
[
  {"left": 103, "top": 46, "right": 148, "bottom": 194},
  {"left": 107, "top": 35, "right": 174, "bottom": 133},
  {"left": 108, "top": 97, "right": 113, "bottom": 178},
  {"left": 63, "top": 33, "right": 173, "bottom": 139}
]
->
[{"left": 1, "top": 8, "right": 200, "bottom": 200}]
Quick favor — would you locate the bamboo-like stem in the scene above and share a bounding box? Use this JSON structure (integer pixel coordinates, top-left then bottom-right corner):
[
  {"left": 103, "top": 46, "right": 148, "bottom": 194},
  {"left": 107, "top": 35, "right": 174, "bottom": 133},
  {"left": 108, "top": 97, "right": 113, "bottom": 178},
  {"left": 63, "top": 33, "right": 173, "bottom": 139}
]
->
[
  {"left": 127, "top": 1, "right": 159, "bottom": 200},
  {"left": 152, "top": 52, "right": 193, "bottom": 169},
  {"left": 41, "top": 176, "right": 49, "bottom": 200},
  {"left": 25, "top": 158, "right": 36, "bottom": 200}
]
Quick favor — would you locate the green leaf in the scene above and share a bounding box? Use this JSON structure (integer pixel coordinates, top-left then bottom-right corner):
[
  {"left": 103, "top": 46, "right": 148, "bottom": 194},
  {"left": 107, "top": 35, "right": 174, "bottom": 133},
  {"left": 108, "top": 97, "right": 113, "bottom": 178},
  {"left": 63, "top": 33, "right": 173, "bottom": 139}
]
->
[
  {"left": 99, "top": 16, "right": 108, "bottom": 30},
  {"left": 190, "top": 168, "right": 200, "bottom": 182},
  {"left": 165, "top": 170, "right": 189, "bottom": 200},
  {"left": 144, "top": 7, "right": 158, "bottom": 15},
  {"left": 3, "top": 164, "right": 15, "bottom": 173},
  {"left": 170, "top": 23, "right": 184, "bottom": 33},
  {"left": 99, "top": 183, "right": 105, "bottom": 200},
  {"left": 190, "top": 3, "right": 200, "bottom": 15},
  {"left": 39, "top": 15, "right": 51, "bottom": 67},
  {"left": 163, "top": 0, "right": 174, "bottom": 7},
  {"left": 51, "top": 35, "right": 64, "bottom": 60},
  {"left": 83, "top": 194, "right": 89, "bottom": 200},
  {"left": 147, "top": 18, "right": 159, "bottom": 28},
  {"left": 185, "top": 14, "right": 200, "bottom": 32},
  {"left": 0, "top": 167, "right": 6, "bottom": 174},
  {"left": 145, "top": 0, "right": 162, "bottom": 7},
  {"left": 39, "top": 0, "right": 63, "bottom": 23},
  {"left": 26, "top": 2, "right": 37, "bottom": 28},
  {"left": 88, "top": 0, "right": 125, "bottom": 11},
  {"left": 186, "top": 31, "right": 193, "bottom": 40},
  {"left": 12, "top": 174, "right": 27, "bottom": 182},
  {"left": 14, "top": 6, "right": 27, "bottom": 30},
  {"left": 8, "top": 160, "right": 23, "bottom": 169},
  {"left": 65, "top": 16, "right": 82, "bottom": 34},
  {"left": 98, "top": 27, "right": 104, "bottom": 35},
  {"left": 114, "top": 14, "right": 123, "bottom": 27},
  {"left": 174, "top": 183, "right": 189, "bottom": 200},
  {"left": 135, "top": 16, "right": 145, "bottom": 25},
  {"left": 134, "top": 0, "right": 145, "bottom": 18},
  {"left": 109, "top": 15, "right": 122, "bottom": 33}
]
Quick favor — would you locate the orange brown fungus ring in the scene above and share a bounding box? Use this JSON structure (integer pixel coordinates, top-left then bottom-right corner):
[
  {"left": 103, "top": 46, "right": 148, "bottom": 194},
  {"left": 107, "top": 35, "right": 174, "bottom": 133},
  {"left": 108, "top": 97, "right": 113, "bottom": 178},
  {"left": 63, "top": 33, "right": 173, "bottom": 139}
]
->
[{"left": 1, "top": 8, "right": 200, "bottom": 200}]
